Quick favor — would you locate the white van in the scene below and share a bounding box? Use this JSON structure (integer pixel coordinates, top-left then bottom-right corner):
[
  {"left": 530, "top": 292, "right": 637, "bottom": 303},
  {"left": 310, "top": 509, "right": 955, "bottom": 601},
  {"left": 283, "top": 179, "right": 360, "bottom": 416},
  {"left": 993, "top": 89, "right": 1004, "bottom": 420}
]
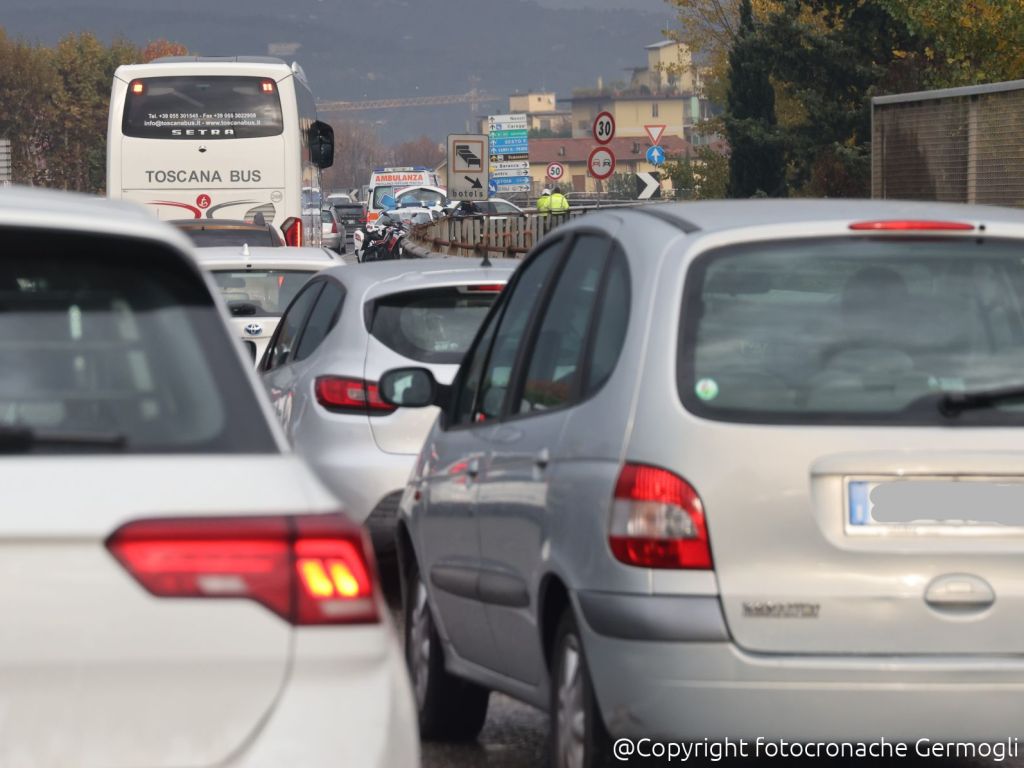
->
[{"left": 366, "top": 167, "right": 441, "bottom": 224}]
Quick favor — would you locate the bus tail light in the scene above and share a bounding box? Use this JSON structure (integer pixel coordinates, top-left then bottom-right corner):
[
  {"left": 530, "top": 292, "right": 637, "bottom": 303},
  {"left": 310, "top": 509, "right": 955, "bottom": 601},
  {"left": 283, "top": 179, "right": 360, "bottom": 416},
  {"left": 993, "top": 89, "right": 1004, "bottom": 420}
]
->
[
  {"left": 608, "top": 463, "right": 712, "bottom": 570},
  {"left": 130, "top": 80, "right": 145, "bottom": 95},
  {"left": 106, "top": 514, "right": 379, "bottom": 625},
  {"left": 281, "top": 217, "right": 303, "bottom": 247},
  {"left": 260, "top": 80, "right": 276, "bottom": 94}
]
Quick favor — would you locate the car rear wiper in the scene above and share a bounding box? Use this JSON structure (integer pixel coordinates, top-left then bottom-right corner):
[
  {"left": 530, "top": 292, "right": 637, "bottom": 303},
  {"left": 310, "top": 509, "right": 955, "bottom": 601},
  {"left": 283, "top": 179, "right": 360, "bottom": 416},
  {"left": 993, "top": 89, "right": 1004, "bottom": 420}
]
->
[
  {"left": 931, "top": 384, "right": 1024, "bottom": 417},
  {"left": 0, "top": 425, "right": 128, "bottom": 453}
]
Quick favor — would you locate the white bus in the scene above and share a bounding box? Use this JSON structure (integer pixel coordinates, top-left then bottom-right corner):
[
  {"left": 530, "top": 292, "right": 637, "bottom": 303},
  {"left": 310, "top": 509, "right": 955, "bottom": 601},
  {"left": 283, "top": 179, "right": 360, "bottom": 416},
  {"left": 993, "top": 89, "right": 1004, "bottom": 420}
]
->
[{"left": 107, "top": 56, "right": 334, "bottom": 246}]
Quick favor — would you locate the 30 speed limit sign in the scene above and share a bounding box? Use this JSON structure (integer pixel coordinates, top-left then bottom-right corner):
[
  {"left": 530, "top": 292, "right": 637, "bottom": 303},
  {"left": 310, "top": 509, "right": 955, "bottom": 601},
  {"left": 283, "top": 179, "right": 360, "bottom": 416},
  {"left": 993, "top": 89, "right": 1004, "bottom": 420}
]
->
[
  {"left": 592, "top": 111, "right": 615, "bottom": 145},
  {"left": 546, "top": 162, "right": 565, "bottom": 181}
]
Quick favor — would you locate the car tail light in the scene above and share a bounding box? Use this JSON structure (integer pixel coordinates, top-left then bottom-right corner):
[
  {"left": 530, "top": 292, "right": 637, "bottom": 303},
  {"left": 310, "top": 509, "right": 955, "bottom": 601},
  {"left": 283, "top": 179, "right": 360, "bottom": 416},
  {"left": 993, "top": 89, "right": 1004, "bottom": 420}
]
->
[
  {"left": 315, "top": 375, "right": 397, "bottom": 415},
  {"left": 608, "top": 463, "right": 712, "bottom": 569},
  {"left": 331, "top": 221, "right": 339, "bottom": 234},
  {"left": 848, "top": 220, "right": 975, "bottom": 232},
  {"left": 281, "top": 216, "right": 303, "bottom": 247},
  {"left": 459, "top": 284, "right": 505, "bottom": 293},
  {"left": 106, "top": 514, "right": 378, "bottom": 625}
]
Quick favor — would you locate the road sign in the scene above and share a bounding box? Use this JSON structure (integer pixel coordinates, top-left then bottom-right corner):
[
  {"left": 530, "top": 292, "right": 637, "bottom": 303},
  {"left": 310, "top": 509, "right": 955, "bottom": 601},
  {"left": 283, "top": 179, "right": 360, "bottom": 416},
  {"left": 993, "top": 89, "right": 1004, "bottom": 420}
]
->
[
  {"left": 492, "top": 161, "right": 530, "bottom": 172},
  {"left": 488, "top": 113, "right": 528, "bottom": 131},
  {"left": 493, "top": 183, "right": 531, "bottom": 193},
  {"left": 593, "top": 111, "right": 615, "bottom": 145},
  {"left": 491, "top": 168, "right": 531, "bottom": 179},
  {"left": 588, "top": 146, "right": 616, "bottom": 180},
  {"left": 490, "top": 152, "right": 529, "bottom": 162},
  {"left": 546, "top": 162, "right": 565, "bottom": 181},
  {"left": 447, "top": 133, "right": 489, "bottom": 200},
  {"left": 645, "top": 145, "right": 665, "bottom": 166},
  {"left": 488, "top": 179, "right": 498, "bottom": 196},
  {"left": 636, "top": 171, "right": 661, "bottom": 200},
  {"left": 644, "top": 124, "right": 666, "bottom": 145},
  {"left": 490, "top": 175, "right": 531, "bottom": 185}
]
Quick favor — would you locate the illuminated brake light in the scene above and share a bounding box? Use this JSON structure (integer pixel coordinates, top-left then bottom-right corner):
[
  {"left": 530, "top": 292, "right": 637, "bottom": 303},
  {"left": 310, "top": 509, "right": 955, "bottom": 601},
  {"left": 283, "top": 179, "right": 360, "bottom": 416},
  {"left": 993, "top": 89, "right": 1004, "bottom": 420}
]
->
[
  {"left": 315, "top": 375, "right": 397, "bottom": 415},
  {"left": 849, "top": 220, "right": 976, "bottom": 232},
  {"left": 281, "top": 216, "right": 302, "bottom": 247},
  {"left": 106, "top": 514, "right": 378, "bottom": 625},
  {"left": 461, "top": 284, "right": 505, "bottom": 293},
  {"left": 130, "top": 80, "right": 145, "bottom": 95},
  {"left": 261, "top": 80, "right": 276, "bottom": 93},
  {"left": 608, "top": 464, "right": 712, "bottom": 570}
]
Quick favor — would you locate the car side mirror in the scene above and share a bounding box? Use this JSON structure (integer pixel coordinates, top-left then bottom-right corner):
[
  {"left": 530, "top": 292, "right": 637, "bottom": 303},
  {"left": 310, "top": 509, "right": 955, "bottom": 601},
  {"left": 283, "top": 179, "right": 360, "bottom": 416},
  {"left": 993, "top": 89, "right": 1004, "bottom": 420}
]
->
[
  {"left": 379, "top": 367, "right": 446, "bottom": 409},
  {"left": 311, "top": 121, "right": 334, "bottom": 169}
]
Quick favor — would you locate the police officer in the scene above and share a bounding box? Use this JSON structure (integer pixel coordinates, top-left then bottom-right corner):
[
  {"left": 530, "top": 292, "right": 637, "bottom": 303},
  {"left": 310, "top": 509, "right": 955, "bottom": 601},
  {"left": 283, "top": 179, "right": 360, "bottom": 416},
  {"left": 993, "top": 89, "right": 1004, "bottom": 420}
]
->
[
  {"left": 536, "top": 187, "right": 552, "bottom": 217},
  {"left": 549, "top": 186, "right": 570, "bottom": 216}
]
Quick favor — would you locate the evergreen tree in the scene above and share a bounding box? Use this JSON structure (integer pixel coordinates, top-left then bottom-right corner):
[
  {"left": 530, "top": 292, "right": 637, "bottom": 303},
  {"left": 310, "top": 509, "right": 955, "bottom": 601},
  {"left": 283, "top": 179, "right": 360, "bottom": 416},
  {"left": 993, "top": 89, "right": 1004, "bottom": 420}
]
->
[{"left": 725, "top": 0, "right": 785, "bottom": 197}]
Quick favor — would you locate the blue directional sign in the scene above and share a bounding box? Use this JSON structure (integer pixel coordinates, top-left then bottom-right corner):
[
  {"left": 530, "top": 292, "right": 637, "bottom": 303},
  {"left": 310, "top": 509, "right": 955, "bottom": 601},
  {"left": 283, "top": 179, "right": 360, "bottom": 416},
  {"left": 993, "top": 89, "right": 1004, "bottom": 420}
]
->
[
  {"left": 492, "top": 176, "right": 531, "bottom": 186},
  {"left": 646, "top": 145, "right": 666, "bottom": 166},
  {"left": 488, "top": 179, "right": 498, "bottom": 196}
]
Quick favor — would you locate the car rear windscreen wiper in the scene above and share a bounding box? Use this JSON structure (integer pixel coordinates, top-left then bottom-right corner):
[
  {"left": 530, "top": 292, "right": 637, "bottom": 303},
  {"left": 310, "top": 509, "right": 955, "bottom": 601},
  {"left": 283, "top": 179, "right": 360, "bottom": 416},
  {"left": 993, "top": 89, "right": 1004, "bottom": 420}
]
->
[
  {"left": 0, "top": 425, "right": 128, "bottom": 453},
  {"left": 930, "top": 384, "right": 1024, "bottom": 417}
]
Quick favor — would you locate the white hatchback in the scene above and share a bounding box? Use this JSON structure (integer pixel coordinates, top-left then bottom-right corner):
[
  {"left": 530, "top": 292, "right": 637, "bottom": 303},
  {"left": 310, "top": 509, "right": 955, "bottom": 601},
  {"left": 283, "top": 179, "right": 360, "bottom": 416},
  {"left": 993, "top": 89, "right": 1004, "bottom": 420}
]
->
[
  {"left": 195, "top": 244, "right": 339, "bottom": 364},
  {"left": 0, "top": 188, "right": 417, "bottom": 767}
]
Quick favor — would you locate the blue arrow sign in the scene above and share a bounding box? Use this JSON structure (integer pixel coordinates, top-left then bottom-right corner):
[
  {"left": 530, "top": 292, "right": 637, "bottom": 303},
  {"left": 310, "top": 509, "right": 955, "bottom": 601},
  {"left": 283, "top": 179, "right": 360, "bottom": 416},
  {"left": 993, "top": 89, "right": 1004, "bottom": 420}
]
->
[
  {"left": 488, "top": 179, "right": 498, "bottom": 195},
  {"left": 493, "top": 176, "right": 532, "bottom": 186},
  {"left": 646, "top": 145, "right": 665, "bottom": 166}
]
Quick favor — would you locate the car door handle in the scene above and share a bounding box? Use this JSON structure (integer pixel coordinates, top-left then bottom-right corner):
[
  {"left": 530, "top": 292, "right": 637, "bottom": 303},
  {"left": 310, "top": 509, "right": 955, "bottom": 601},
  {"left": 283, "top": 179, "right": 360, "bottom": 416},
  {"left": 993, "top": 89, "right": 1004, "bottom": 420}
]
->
[
  {"left": 466, "top": 458, "right": 480, "bottom": 478},
  {"left": 534, "top": 448, "right": 550, "bottom": 469}
]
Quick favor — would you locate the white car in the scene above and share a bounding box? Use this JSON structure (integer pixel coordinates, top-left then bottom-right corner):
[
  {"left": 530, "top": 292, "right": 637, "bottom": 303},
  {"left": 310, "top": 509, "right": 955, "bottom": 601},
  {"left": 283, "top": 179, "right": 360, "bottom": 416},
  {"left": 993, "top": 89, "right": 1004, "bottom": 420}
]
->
[
  {"left": 0, "top": 187, "right": 418, "bottom": 767},
  {"left": 195, "top": 245, "right": 339, "bottom": 364}
]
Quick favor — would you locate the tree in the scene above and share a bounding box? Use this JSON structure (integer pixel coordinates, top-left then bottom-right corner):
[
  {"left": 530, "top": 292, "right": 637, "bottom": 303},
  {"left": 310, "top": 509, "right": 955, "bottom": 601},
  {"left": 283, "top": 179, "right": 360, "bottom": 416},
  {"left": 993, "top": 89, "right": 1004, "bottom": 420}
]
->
[
  {"left": 606, "top": 172, "right": 638, "bottom": 199},
  {"left": 322, "top": 119, "right": 391, "bottom": 191},
  {"left": 725, "top": 0, "right": 785, "bottom": 197},
  {"left": 141, "top": 39, "right": 190, "bottom": 63},
  {"left": 0, "top": 29, "right": 59, "bottom": 185},
  {"left": 392, "top": 136, "right": 443, "bottom": 169}
]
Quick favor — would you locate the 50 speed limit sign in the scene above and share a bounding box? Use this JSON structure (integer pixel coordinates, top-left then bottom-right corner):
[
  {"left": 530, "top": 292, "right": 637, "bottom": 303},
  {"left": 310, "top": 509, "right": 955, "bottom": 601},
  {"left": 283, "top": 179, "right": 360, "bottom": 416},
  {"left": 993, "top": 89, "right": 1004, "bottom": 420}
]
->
[
  {"left": 546, "top": 162, "right": 565, "bottom": 181},
  {"left": 592, "top": 111, "right": 615, "bottom": 145}
]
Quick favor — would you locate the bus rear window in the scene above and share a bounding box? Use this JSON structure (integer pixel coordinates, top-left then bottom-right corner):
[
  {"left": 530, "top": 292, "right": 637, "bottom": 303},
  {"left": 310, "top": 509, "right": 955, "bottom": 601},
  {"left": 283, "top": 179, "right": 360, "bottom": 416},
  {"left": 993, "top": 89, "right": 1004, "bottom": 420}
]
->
[{"left": 122, "top": 76, "right": 284, "bottom": 139}]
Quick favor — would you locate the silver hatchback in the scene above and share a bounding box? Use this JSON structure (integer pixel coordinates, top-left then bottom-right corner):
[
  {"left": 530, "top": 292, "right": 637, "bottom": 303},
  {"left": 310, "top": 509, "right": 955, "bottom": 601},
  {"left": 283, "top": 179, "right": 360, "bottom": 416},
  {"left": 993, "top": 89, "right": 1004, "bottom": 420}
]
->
[
  {"left": 380, "top": 200, "right": 1024, "bottom": 764},
  {"left": 258, "top": 258, "right": 516, "bottom": 557}
]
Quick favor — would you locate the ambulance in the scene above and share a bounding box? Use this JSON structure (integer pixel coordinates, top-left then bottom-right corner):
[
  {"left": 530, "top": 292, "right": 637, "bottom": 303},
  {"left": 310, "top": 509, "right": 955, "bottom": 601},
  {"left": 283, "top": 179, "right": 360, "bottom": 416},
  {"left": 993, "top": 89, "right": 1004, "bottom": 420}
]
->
[{"left": 366, "top": 167, "right": 443, "bottom": 223}]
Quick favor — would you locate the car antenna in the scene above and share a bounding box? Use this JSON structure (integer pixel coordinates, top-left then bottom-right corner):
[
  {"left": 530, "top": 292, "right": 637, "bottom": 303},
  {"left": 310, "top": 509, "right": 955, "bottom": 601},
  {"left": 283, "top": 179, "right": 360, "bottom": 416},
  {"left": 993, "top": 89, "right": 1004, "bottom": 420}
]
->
[
  {"left": 241, "top": 243, "right": 250, "bottom": 258},
  {"left": 480, "top": 250, "right": 492, "bottom": 268}
]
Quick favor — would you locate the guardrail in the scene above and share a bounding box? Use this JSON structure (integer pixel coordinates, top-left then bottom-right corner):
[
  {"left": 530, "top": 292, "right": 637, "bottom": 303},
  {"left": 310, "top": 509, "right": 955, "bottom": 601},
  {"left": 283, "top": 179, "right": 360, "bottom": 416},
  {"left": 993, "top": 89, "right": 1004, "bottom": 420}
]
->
[{"left": 404, "top": 201, "right": 654, "bottom": 259}]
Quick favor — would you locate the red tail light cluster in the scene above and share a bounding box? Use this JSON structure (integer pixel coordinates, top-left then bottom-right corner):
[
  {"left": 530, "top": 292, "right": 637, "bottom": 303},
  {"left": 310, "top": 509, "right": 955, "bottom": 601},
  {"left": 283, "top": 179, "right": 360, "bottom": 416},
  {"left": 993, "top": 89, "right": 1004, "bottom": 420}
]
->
[
  {"left": 848, "top": 220, "right": 975, "bottom": 232},
  {"left": 106, "top": 514, "right": 378, "bottom": 625},
  {"left": 331, "top": 221, "right": 339, "bottom": 234},
  {"left": 608, "top": 463, "right": 712, "bottom": 569},
  {"left": 315, "top": 376, "right": 397, "bottom": 415},
  {"left": 281, "top": 217, "right": 303, "bottom": 247}
]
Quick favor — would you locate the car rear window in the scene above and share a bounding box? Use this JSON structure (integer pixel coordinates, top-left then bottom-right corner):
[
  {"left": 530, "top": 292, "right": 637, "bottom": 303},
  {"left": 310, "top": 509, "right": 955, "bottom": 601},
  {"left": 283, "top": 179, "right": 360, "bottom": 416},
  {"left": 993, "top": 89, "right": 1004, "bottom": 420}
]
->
[
  {"left": 368, "top": 286, "right": 503, "bottom": 364},
  {"left": 679, "top": 236, "right": 1024, "bottom": 425},
  {"left": 212, "top": 270, "right": 317, "bottom": 317},
  {"left": 0, "top": 228, "right": 278, "bottom": 453},
  {"left": 181, "top": 226, "right": 281, "bottom": 248}
]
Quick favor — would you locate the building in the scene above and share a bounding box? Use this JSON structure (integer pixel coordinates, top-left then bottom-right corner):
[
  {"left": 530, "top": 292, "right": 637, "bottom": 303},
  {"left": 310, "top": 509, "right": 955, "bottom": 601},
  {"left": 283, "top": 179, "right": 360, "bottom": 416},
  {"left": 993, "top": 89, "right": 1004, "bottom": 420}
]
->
[
  {"left": 569, "top": 40, "right": 716, "bottom": 144},
  {"left": 528, "top": 135, "right": 694, "bottom": 195},
  {"left": 479, "top": 92, "right": 571, "bottom": 135}
]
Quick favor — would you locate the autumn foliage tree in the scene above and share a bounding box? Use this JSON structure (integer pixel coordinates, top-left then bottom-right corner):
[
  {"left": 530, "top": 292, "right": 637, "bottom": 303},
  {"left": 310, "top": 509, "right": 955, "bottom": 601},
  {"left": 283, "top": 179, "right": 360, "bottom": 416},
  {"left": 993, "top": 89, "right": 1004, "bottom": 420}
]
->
[{"left": 0, "top": 28, "right": 188, "bottom": 192}]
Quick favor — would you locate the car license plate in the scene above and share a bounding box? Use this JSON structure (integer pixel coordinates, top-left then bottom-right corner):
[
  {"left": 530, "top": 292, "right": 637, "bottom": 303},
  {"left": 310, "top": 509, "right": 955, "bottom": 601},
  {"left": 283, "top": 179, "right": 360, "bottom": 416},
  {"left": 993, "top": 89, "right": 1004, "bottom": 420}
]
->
[{"left": 846, "top": 478, "right": 1024, "bottom": 533}]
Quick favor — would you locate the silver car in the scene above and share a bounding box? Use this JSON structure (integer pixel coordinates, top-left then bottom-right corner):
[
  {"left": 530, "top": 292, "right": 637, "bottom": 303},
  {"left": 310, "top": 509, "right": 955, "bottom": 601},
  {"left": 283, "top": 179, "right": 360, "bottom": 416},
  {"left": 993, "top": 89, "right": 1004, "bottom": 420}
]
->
[
  {"left": 194, "top": 245, "right": 339, "bottom": 364},
  {"left": 380, "top": 199, "right": 1024, "bottom": 763},
  {"left": 258, "top": 258, "right": 516, "bottom": 556}
]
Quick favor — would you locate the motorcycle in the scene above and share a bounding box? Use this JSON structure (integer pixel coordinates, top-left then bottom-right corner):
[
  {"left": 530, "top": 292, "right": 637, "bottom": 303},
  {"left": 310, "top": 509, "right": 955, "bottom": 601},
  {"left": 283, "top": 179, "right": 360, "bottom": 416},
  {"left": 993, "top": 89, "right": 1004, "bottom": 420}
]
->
[{"left": 358, "top": 212, "right": 407, "bottom": 262}]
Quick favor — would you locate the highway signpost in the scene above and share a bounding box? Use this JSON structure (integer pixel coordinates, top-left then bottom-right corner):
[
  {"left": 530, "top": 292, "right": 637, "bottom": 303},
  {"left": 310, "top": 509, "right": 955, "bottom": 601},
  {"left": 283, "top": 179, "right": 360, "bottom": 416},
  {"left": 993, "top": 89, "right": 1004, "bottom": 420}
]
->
[
  {"left": 645, "top": 145, "right": 665, "bottom": 166},
  {"left": 447, "top": 134, "right": 489, "bottom": 200},
  {"left": 593, "top": 111, "right": 615, "bottom": 145},
  {"left": 488, "top": 113, "right": 530, "bottom": 194},
  {"left": 644, "top": 124, "right": 666, "bottom": 146},
  {"left": 588, "top": 146, "right": 615, "bottom": 180},
  {"left": 636, "top": 171, "right": 661, "bottom": 200}
]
